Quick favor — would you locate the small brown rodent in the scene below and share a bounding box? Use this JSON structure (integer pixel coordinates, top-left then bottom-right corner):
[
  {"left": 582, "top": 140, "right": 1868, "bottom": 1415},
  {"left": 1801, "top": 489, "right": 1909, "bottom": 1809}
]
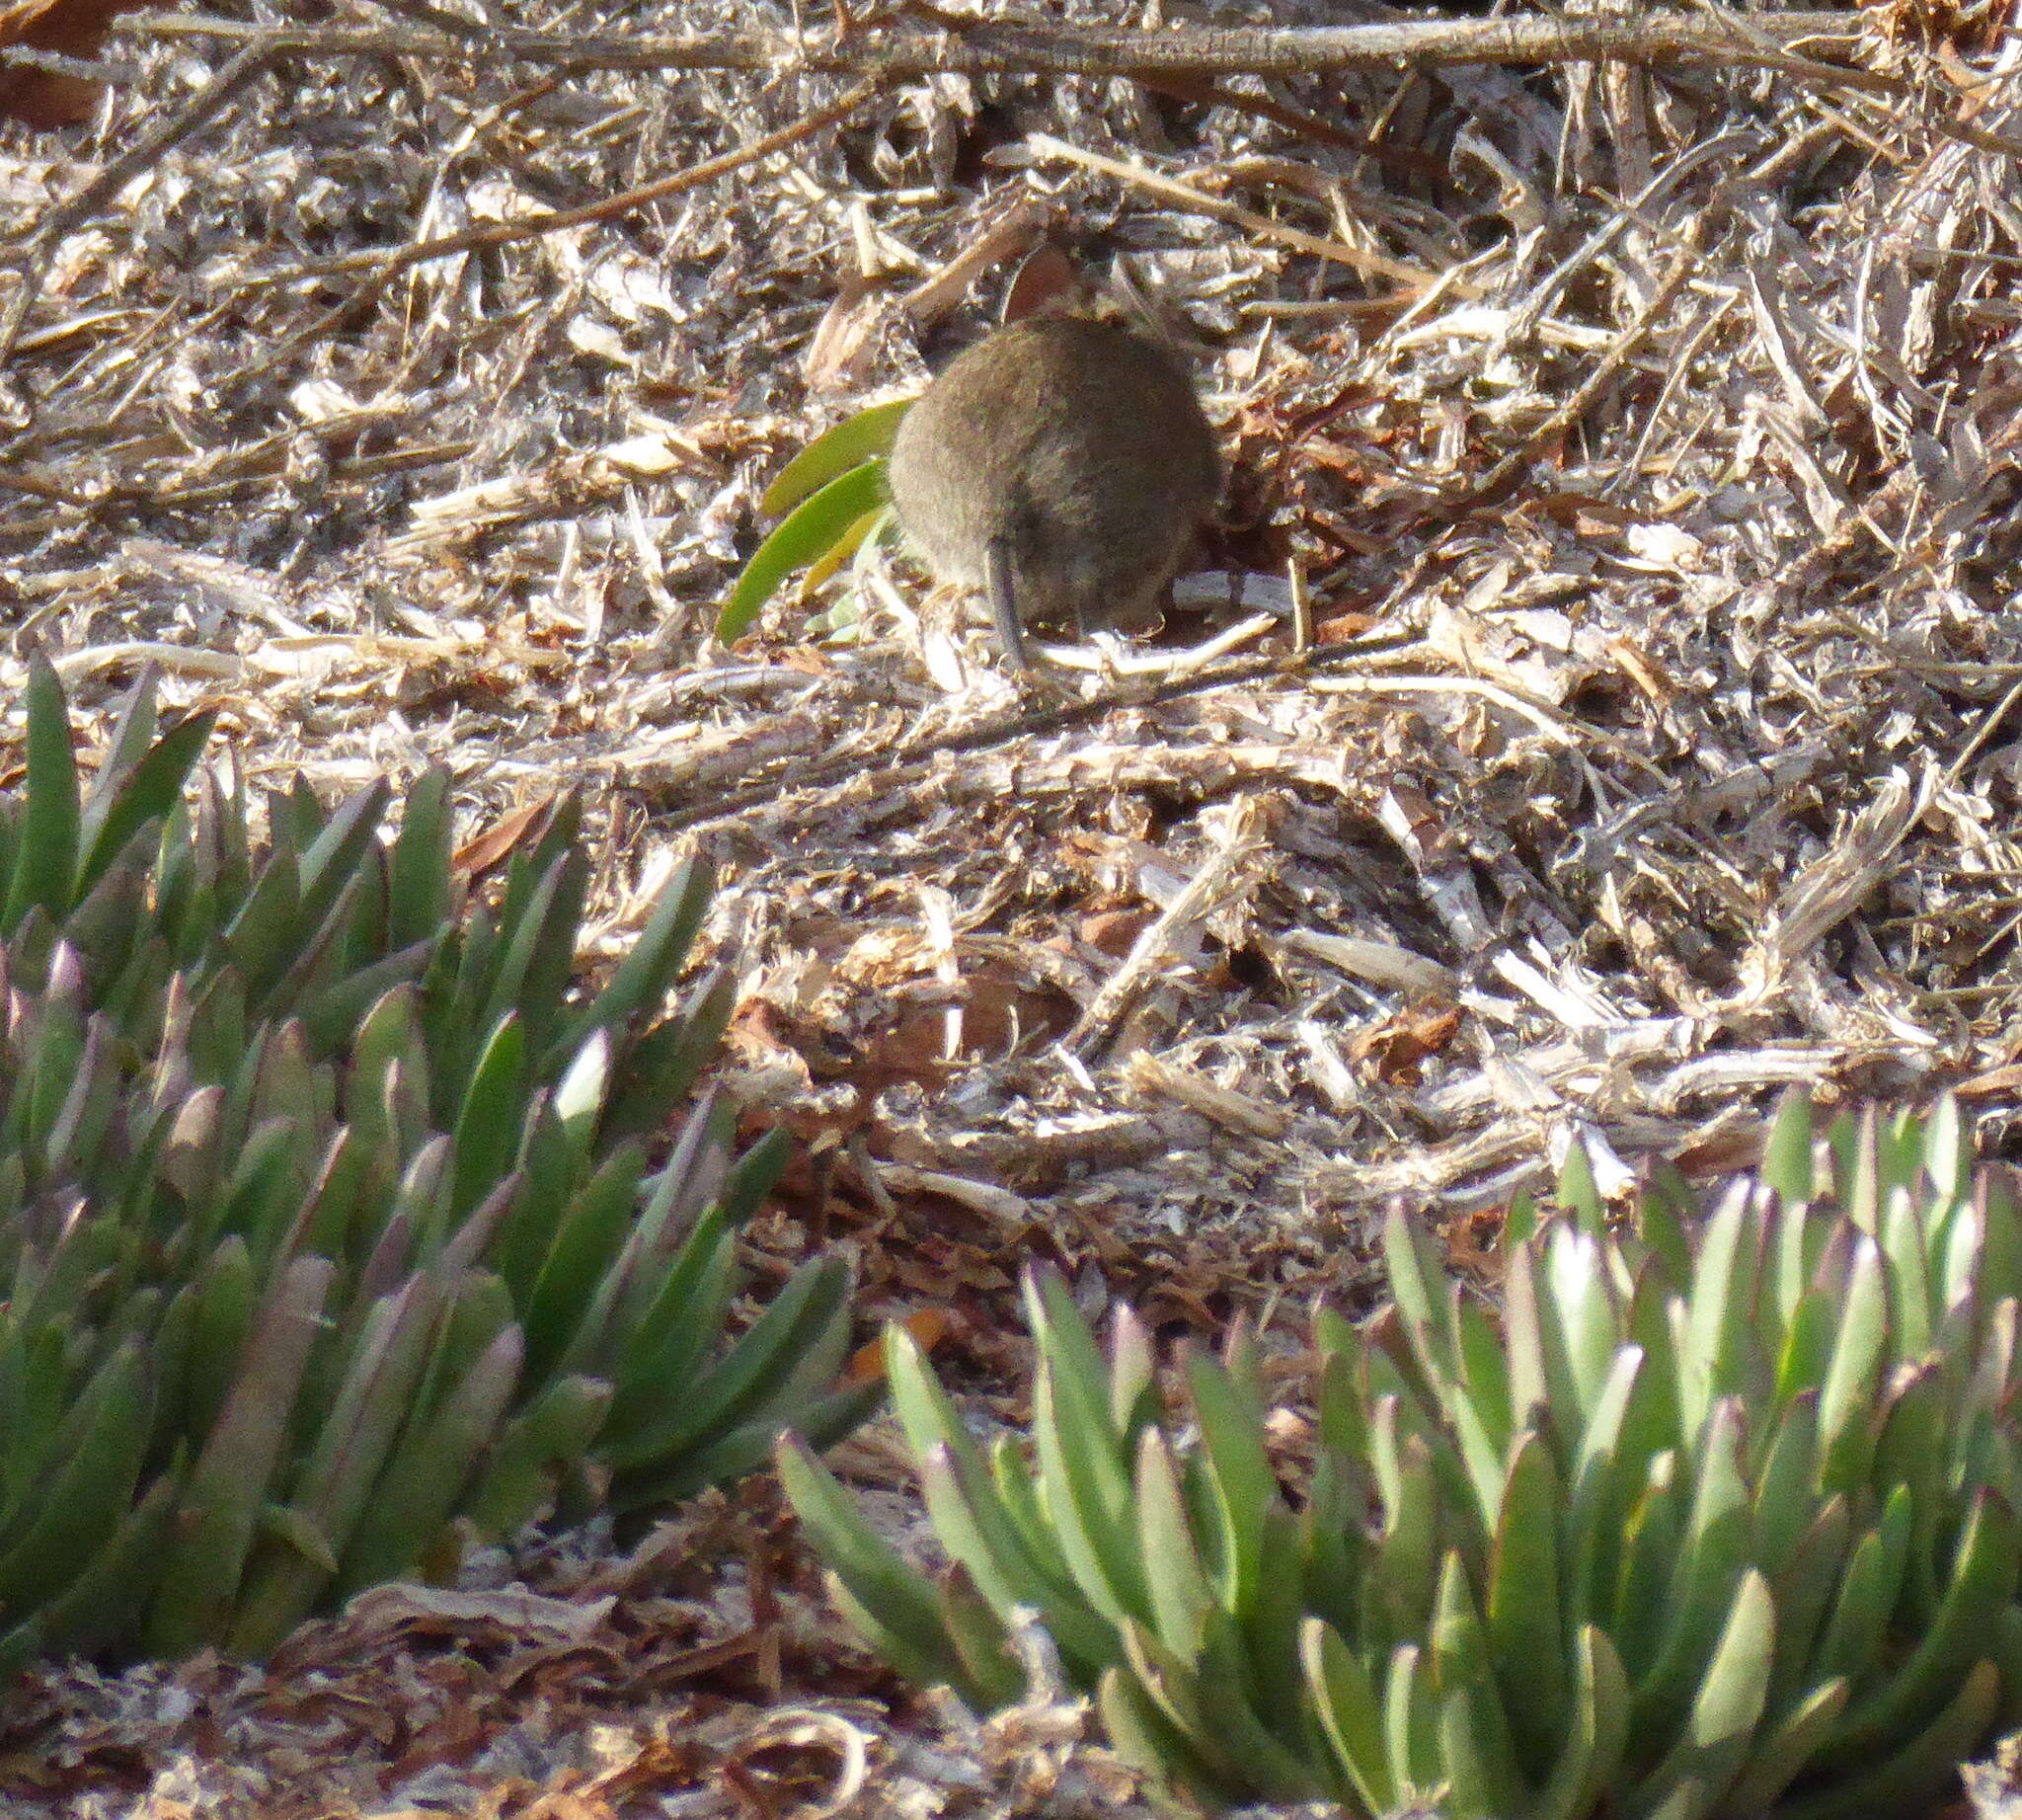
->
[{"left": 886, "top": 316, "right": 1220, "bottom": 672}]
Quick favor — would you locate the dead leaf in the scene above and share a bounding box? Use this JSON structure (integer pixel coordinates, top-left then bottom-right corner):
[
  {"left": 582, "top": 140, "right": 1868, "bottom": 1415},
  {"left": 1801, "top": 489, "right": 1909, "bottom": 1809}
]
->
[
  {"left": 844, "top": 1306, "right": 951, "bottom": 1385},
  {"left": 1350, "top": 1002, "right": 1462, "bottom": 1086},
  {"left": 1080, "top": 906, "right": 1156, "bottom": 959},
  {"left": 455, "top": 796, "right": 554, "bottom": 879},
  {"left": 802, "top": 274, "right": 892, "bottom": 394},
  {"left": 0, "top": 0, "right": 147, "bottom": 127},
  {"left": 1442, "top": 1206, "right": 1507, "bottom": 1283}
]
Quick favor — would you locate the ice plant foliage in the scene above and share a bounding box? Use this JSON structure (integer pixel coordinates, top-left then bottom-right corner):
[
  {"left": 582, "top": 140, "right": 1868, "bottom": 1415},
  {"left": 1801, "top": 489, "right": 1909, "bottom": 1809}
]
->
[
  {"left": 0, "top": 659, "right": 871, "bottom": 1665},
  {"left": 786, "top": 1094, "right": 2022, "bottom": 1818}
]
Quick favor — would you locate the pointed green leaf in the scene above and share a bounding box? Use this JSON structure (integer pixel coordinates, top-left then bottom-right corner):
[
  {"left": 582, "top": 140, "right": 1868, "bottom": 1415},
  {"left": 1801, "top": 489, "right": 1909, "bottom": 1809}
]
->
[
  {"left": 1098, "top": 1662, "right": 1236, "bottom": 1808},
  {"left": 449, "top": 1013, "right": 528, "bottom": 1218},
  {"left": 761, "top": 400, "right": 910, "bottom": 516},
  {"left": 463, "top": 1375, "right": 612, "bottom": 1539},
  {"left": 335, "top": 1324, "right": 523, "bottom": 1599},
  {"left": 4, "top": 656, "right": 80, "bottom": 931},
  {"left": 1533, "top": 1624, "right": 1631, "bottom": 1820},
  {"left": 1488, "top": 1430, "right": 1568, "bottom": 1774},
  {"left": 0, "top": 1339, "right": 148, "bottom": 1613},
  {"left": 1762, "top": 1088, "right": 1816, "bottom": 1205},
  {"left": 1302, "top": 1618, "right": 1397, "bottom": 1813},
  {"left": 720, "top": 460, "right": 891, "bottom": 642},
  {"left": 1624, "top": 1567, "right": 1774, "bottom": 1820},
  {"left": 387, "top": 765, "right": 454, "bottom": 948},
  {"left": 1723, "top": 1677, "right": 1848, "bottom": 1813},
  {"left": 1829, "top": 1488, "right": 2019, "bottom": 1757},
  {"left": 1780, "top": 1659, "right": 1998, "bottom": 1820},
  {"left": 775, "top": 1434, "right": 972, "bottom": 1695},
  {"left": 1809, "top": 1485, "right": 1913, "bottom": 1691},
  {"left": 146, "top": 1256, "right": 334, "bottom": 1655}
]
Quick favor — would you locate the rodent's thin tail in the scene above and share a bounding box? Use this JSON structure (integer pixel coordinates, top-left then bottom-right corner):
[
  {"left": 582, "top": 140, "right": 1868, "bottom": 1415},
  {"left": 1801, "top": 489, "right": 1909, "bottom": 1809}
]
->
[{"left": 982, "top": 535, "right": 1031, "bottom": 672}]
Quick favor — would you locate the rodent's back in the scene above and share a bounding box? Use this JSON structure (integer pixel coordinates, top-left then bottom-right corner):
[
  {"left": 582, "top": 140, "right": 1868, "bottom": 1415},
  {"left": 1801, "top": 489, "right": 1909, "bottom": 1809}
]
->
[{"left": 888, "top": 318, "right": 1219, "bottom": 633}]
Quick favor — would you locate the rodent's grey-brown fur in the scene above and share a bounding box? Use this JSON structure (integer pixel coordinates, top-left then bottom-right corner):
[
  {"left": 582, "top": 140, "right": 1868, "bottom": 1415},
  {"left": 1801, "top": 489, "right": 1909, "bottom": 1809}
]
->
[{"left": 886, "top": 317, "right": 1220, "bottom": 671}]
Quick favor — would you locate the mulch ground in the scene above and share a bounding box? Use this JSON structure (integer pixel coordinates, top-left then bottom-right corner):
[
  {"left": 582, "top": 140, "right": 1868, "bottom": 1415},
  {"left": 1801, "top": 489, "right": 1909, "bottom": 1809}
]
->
[{"left": 6, "top": 0, "right": 2022, "bottom": 1810}]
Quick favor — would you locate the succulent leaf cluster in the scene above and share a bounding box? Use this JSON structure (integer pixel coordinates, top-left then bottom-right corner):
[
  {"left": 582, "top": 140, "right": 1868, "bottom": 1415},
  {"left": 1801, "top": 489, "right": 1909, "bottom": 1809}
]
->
[
  {"left": 786, "top": 1094, "right": 2022, "bottom": 1818},
  {"left": 0, "top": 659, "right": 871, "bottom": 1666},
  {"left": 719, "top": 400, "right": 907, "bottom": 642}
]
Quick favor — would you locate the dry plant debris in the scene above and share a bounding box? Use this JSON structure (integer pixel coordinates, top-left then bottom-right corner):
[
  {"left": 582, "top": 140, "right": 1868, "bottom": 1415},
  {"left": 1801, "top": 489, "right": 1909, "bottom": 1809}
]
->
[
  {"left": 7, "top": 0, "right": 2022, "bottom": 1808},
  {"left": 0, "top": 1496, "right": 1153, "bottom": 1818}
]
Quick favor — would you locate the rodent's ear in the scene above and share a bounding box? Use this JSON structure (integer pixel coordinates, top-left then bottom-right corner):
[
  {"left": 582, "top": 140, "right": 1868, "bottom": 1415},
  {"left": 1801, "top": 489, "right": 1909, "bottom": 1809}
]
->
[{"left": 1002, "top": 242, "right": 1090, "bottom": 323}]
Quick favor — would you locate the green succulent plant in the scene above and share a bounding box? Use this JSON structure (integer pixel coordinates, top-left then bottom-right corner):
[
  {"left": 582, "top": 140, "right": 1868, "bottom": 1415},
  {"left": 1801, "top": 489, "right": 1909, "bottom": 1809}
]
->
[
  {"left": 718, "top": 398, "right": 909, "bottom": 644},
  {"left": 0, "top": 657, "right": 874, "bottom": 1667},
  {"left": 785, "top": 1093, "right": 2022, "bottom": 1818}
]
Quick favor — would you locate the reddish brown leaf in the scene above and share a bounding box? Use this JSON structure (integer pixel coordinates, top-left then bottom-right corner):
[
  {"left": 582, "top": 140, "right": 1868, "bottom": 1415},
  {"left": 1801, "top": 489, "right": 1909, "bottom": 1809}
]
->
[
  {"left": 0, "top": 0, "right": 147, "bottom": 127},
  {"left": 454, "top": 796, "right": 554, "bottom": 880},
  {"left": 1350, "top": 1002, "right": 1461, "bottom": 1087},
  {"left": 843, "top": 1307, "right": 951, "bottom": 1386}
]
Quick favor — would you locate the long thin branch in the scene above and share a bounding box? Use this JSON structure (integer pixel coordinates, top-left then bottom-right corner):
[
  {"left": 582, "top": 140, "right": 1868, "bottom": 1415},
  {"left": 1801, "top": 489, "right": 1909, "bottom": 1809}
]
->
[
  {"left": 115, "top": 11, "right": 1868, "bottom": 82},
  {"left": 252, "top": 75, "right": 885, "bottom": 291}
]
